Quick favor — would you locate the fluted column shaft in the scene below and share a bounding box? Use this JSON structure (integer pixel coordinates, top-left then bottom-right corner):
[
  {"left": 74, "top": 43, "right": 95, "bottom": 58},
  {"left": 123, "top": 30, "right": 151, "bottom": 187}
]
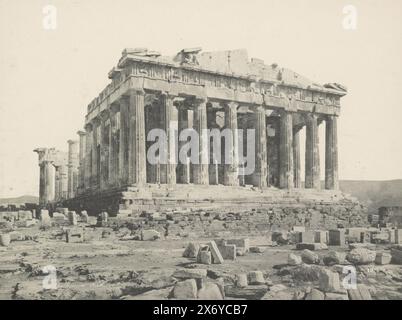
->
[
  {"left": 279, "top": 111, "right": 294, "bottom": 189},
  {"left": 293, "top": 128, "right": 301, "bottom": 188},
  {"left": 59, "top": 164, "right": 68, "bottom": 200},
  {"left": 67, "top": 140, "right": 79, "bottom": 198},
  {"left": 325, "top": 115, "right": 339, "bottom": 190},
  {"left": 178, "top": 106, "right": 191, "bottom": 184},
  {"left": 193, "top": 99, "right": 209, "bottom": 185},
  {"left": 99, "top": 112, "right": 110, "bottom": 191},
  {"left": 223, "top": 102, "right": 239, "bottom": 186},
  {"left": 54, "top": 166, "right": 60, "bottom": 201},
  {"left": 91, "top": 119, "right": 101, "bottom": 190},
  {"left": 77, "top": 131, "right": 86, "bottom": 195},
  {"left": 253, "top": 106, "right": 268, "bottom": 188},
  {"left": 84, "top": 125, "right": 93, "bottom": 192},
  {"left": 119, "top": 98, "right": 129, "bottom": 186},
  {"left": 305, "top": 114, "right": 320, "bottom": 189},
  {"left": 43, "top": 161, "right": 55, "bottom": 203},
  {"left": 160, "top": 93, "right": 178, "bottom": 185},
  {"left": 128, "top": 90, "right": 146, "bottom": 185},
  {"left": 109, "top": 107, "right": 119, "bottom": 187}
]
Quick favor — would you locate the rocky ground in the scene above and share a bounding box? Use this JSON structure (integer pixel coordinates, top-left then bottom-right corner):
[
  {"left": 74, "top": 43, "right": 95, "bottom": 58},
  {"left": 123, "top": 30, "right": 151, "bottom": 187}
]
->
[{"left": 0, "top": 214, "right": 402, "bottom": 300}]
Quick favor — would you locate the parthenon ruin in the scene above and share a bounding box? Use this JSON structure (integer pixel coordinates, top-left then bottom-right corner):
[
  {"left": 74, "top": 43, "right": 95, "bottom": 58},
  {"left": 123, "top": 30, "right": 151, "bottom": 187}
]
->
[{"left": 34, "top": 48, "right": 347, "bottom": 215}]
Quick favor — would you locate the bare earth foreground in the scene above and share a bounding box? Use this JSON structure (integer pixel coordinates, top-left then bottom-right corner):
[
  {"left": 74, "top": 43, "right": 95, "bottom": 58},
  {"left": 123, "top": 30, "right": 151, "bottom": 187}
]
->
[{"left": 1, "top": 217, "right": 402, "bottom": 300}]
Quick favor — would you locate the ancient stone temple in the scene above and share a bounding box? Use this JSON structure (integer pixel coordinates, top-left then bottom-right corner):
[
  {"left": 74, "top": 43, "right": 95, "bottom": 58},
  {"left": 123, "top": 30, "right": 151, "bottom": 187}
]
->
[{"left": 34, "top": 48, "right": 356, "bottom": 219}]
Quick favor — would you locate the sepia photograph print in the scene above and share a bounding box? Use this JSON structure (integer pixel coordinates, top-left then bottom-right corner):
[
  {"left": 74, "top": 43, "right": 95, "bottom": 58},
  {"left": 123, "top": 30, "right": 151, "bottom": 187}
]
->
[{"left": 0, "top": 0, "right": 402, "bottom": 308}]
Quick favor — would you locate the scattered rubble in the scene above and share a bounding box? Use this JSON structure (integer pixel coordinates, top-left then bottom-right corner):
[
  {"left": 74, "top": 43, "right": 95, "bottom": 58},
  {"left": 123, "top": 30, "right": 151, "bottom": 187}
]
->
[{"left": 1, "top": 207, "right": 402, "bottom": 300}]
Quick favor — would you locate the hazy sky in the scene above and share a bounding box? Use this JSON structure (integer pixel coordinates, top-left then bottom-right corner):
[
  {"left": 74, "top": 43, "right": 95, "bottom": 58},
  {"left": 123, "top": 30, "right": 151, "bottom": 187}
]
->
[{"left": 0, "top": 0, "right": 401, "bottom": 198}]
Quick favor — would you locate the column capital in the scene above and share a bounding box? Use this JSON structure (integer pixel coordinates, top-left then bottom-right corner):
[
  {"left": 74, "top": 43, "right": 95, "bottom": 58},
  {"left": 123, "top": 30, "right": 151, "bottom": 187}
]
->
[
  {"left": 67, "top": 139, "right": 78, "bottom": 146},
  {"left": 84, "top": 123, "right": 93, "bottom": 131},
  {"left": 128, "top": 88, "right": 145, "bottom": 96},
  {"left": 99, "top": 109, "right": 110, "bottom": 121},
  {"left": 110, "top": 102, "right": 120, "bottom": 114},
  {"left": 77, "top": 130, "right": 86, "bottom": 137},
  {"left": 90, "top": 117, "right": 101, "bottom": 127}
]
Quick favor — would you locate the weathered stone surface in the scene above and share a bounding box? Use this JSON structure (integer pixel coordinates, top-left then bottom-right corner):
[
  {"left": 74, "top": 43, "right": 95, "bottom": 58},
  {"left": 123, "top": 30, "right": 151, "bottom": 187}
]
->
[
  {"left": 261, "top": 285, "right": 294, "bottom": 300},
  {"left": 288, "top": 253, "right": 302, "bottom": 265},
  {"left": 236, "top": 247, "right": 246, "bottom": 256},
  {"left": 300, "top": 231, "right": 315, "bottom": 243},
  {"left": 291, "top": 264, "right": 323, "bottom": 282},
  {"left": 68, "top": 211, "right": 78, "bottom": 226},
  {"left": 272, "top": 231, "right": 289, "bottom": 245},
  {"left": 328, "top": 229, "right": 345, "bottom": 246},
  {"left": 208, "top": 241, "right": 224, "bottom": 264},
  {"left": 173, "top": 268, "right": 207, "bottom": 279},
  {"left": 296, "top": 242, "right": 326, "bottom": 251},
  {"left": 325, "top": 292, "right": 348, "bottom": 300},
  {"left": 292, "top": 226, "right": 305, "bottom": 233},
  {"left": 226, "top": 238, "right": 249, "bottom": 252},
  {"left": 183, "top": 242, "right": 200, "bottom": 258},
  {"left": 40, "top": 210, "right": 50, "bottom": 221},
  {"left": 80, "top": 210, "right": 89, "bottom": 223},
  {"left": 347, "top": 284, "right": 372, "bottom": 300},
  {"left": 247, "top": 271, "right": 265, "bottom": 285},
  {"left": 235, "top": 273, "right": 248, "bottom": 287},
  {"left": 395, "top": 229, "right": 402, "bottom": 244},
  {"left": 319, "top": 269, "right": 341, "bottom": 293},
  {"left": 305, "top": 288, "right": 325, "bottom": 300},
  {"left": 197, "top": 282, "right": 224, "bottom": 300},
  {"left": 141, "top": 229, "right": 161, "bottom": 241},
  {"left": 250, "top": 246, "right": 265, "bottom": 253},
  {"left": 349, "top": 243, "right": 376, "bottom": 250},
  {"left": 170, "top": 279, "right": 197, "bottom": 299},
  {"left": 197, "top": 250, "right": 212, "bottom": 265},
  {"left": 323, "top": 251, "right": 346, "bottom": 266},
  {"left": 375, "top": 252, "right": 392, "bottom": 265},
  {"left": 346, "top": 248, "right": 376, "bottom": 265},
  {"left": 0, "top": 233, "right": 11, "bottom": 246},
  {"left": 301, "top": 249, "right": 320, "bottom": 264},
  {"left": 315, "top": 230, "right": 328, "bottom": 244},
  {"left": 219, "top": 243, "right": 236, "bottom": 260},
  {"left": 391, "top": 247, "right": 402, "bottom": 264},
  {"left": 225, "top": 285, "right": 267, "bottom": 299}
]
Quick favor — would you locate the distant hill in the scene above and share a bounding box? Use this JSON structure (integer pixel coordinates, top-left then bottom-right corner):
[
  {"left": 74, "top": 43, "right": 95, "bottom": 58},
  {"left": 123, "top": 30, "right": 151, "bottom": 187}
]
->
[
  {"left": 340, "top": 180, "right": 402, "bottom": 213},
  {"left": 0, "top": 195, "right": 39, "bottom": 205}
]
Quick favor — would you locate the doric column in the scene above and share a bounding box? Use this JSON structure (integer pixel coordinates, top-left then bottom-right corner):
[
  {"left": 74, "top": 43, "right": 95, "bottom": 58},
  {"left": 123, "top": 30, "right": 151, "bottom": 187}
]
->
[
  {"left": 252, "top": 106, "right": 268, "bottom": 188},
  {"left": 293, "top": 128, "right": 301, "bottom": 188},
  {"left": 59, "top": 164, "right": 68, "bottom": 200},
  {"left": 119, "top": 97, "right": 129, "bottom": 186},
  {"left": 193, "top": 98, "right": 209, "bottom": 185},
  {"left": 39, "top": 163, "right": 46, "bottom": 205},
  {"left": 325, "top": 115, "right": 339, "bottom": 190},
  {"left": 92, "top": 118, "right": 100, "bottom": 190},
  {"left": 128, "top": 89, "right": 146, "bottom": 185},
  {"left": 305, "top": 114, "right": 320, "bottom": 189},
  {"left": 279, "top": 111, "right": 294, "bottom": 189},
  {"left": 99, "top": 110, "right": 110, "bottom": 191},
  {"left": 208, "top": 108, "right": 219, "bottom": 185},
  {"left": 84, "top": 123, "right": 93, "bottom": 192},
  {"left": 223, "top": 102, "right": 239, "bottom": 186},
  {"left": 67, "top": 139, "right": 79, "bottom": 198},
  {"left": 54, "top": 165, "right": 60, "bottom": 201},
  {"left": 160, "top": 92, "right": 178, "bottom": 185},
  {"left": 77, "top": 130, "right": 86, "bottom": 195},
  {"left": 43, "top": 160, "right": 56, "bottom": 202},
  {"left": 178, "top": 105, "right": 191, "bottom": 184},
  {"left": 109, "top": 105, "right": 119, "bottom": 187}
]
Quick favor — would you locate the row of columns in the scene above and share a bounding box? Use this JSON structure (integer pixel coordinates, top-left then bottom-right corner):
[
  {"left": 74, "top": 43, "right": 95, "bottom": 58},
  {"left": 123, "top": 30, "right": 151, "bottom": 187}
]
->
[
  {"left": 74, "top": 90, "right": 338, "bottom": 197},
  {"left": 34, "top": 140, "right": 79, "bottom": 205}
]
